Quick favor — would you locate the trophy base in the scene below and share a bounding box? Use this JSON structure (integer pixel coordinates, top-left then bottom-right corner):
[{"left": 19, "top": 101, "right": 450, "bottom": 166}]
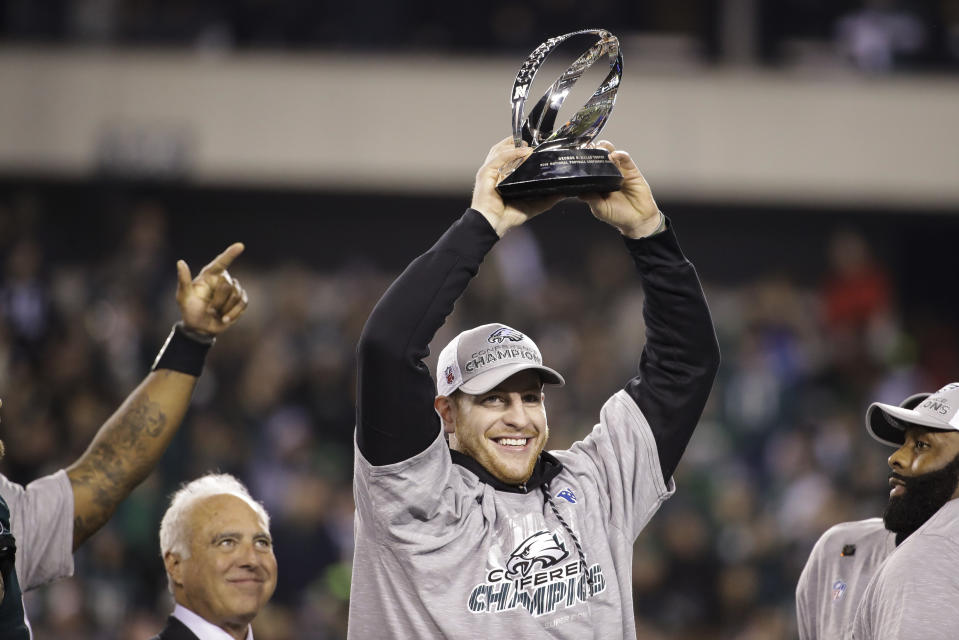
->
[{"left": 496, "top": 148, "right": 623, "bottom": 199}]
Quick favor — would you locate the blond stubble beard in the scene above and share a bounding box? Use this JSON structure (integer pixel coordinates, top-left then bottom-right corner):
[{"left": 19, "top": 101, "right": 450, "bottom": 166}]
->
[{"left": 449, "top": 399, "right": 547, "bottom": 485}]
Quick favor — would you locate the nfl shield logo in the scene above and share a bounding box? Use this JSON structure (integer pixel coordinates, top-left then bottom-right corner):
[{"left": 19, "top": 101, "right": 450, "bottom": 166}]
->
[
  {"left": 832, "top": 580, "right": 847, "bottom": 601},
  {"left": 445, "top": 366, "right": 455, "bottom": 384}
]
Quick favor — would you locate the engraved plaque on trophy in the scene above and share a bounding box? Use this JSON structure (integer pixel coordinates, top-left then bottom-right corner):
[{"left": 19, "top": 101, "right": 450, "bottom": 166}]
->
[{"left": 496, "top": 29, "right": 624, "bottom": 199}]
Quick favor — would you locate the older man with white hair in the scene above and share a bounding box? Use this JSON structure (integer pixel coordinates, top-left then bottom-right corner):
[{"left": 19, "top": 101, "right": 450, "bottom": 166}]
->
[{"left": 151, "top": 473, "right": 277, "bottom": 640}]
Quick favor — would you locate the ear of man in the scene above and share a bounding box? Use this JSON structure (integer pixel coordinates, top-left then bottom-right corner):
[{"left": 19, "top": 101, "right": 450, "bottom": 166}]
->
[
  {"left": 434, "top": 395, "right": 458, "bottom": 434},
  {"left": 164, "top": 552, "right": 184, "bottom": 587}
]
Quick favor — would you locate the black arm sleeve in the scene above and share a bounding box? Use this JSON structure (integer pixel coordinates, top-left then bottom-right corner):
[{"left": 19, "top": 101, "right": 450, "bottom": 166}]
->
[
  {"left": 622, "top": 219, "right": 721, "bottom": 481},
  {"left": 356, "top": 209, "right": 499, "bottom": 465}
]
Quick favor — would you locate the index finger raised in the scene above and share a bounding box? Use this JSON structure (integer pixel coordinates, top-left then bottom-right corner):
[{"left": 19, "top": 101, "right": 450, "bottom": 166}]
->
[{"left": 200, "top": 242, "right": 246, "bottom": 276}]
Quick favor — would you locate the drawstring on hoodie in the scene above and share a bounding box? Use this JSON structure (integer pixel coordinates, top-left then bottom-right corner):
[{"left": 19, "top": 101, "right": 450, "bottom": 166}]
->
[{"left": 542, "top": 481, "right": 594, "bottom": 598}]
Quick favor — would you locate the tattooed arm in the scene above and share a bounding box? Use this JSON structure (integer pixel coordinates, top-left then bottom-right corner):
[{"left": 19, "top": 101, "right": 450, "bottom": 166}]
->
[
  {"left": 65, "top": 243, "right": 249, "bottom": 550},
  {"left": 66, "top": 371, "right": 195, "bottom": 549}
]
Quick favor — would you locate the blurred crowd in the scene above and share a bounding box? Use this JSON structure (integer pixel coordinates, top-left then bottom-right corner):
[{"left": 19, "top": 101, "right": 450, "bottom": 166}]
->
[
  {"left": 1, "top": 0, "right": 958, "bottom": 71},
  {"left": 1, "top": 190, "right": 957, "bottom": 640}
]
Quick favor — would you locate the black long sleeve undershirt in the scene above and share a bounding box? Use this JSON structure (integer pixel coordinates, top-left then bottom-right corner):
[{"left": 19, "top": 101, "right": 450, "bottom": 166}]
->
[
  {"left": 356, "top": 209, "right": 720, "bottom": 483},
  {"left": 621, "top": 227, "right": 720, "bottom": 479},
  {"left": 356, "top": 210, "right": 499, "bottom": 465}
]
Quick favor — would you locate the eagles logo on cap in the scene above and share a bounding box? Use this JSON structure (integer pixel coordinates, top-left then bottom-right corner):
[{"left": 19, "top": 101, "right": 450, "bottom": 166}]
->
[
  {"left": 488, "top": 327, "right": 525, "bottom": 343},
  {"left": 435, "top": 323, "right": 565, "bottom": 397}
]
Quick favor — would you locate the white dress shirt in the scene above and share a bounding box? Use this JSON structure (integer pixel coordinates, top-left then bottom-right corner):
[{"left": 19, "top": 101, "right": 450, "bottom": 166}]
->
[{"left": 172, "top": 604, "right": 254, "bottom": 640}]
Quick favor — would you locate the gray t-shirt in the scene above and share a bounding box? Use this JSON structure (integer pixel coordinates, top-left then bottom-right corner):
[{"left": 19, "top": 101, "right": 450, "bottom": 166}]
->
[
  {"left": 0, "top": 470, "right": 75, "bottom": 591},
  {"left": 852, "top": 497, "right": 959, "bottom": 639},
  {"left": 349, "top": 390, "right": 675, "bottom": 639},
  {"left": 796, "top": 518, "right": 894, "bottom": 640}
]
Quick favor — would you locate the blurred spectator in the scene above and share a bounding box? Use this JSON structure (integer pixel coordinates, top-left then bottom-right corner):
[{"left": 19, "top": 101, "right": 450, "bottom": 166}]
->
[
  {"left": 822, "top": 230, "right": 890, "bottom": 333},
  {"left": 836, "top": 1, "right": 926, "bottom": 72},
  {"left": 1, "top": 239, "right": 53, "bottom": 351}
]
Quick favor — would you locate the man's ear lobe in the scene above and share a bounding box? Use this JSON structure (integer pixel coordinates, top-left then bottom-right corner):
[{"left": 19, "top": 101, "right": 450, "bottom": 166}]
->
[
  {"left": 164, "top": 552, "right": 183, "bottom": 586},
  {"left": 434, "top": 396, "right": 456, "bottom": 434}
]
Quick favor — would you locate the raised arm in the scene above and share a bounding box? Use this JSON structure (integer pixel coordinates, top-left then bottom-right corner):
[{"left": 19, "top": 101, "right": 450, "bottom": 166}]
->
[
  {"left": 580, "top": 142, "right": 720, "bottom": 481},
  {"left": 357, "top": 139, "right": 562, "bottom": 465},
  {"left": 65, "top": 243, "right": 248, "bottom": 550}
]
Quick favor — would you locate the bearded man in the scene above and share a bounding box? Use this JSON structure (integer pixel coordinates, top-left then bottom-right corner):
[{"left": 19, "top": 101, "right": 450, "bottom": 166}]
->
[{"left": 796, "top": 383, "right": 959, "bottom": 640}]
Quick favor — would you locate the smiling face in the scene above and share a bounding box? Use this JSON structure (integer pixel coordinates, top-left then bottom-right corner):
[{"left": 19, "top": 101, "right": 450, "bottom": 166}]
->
[
  {"left": 165, "top": 494, "right": 277, "bottom": 637},
  {"left": 883, "top": 425, "right": 959, "bottom": 538},
  {"left": 435, "top": 370, "right": 548, "bottom": 485}
]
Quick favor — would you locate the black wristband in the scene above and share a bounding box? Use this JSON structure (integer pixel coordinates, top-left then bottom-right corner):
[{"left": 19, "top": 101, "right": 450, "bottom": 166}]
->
[{"left": 152, "top": 322, "right": 215, "bottom": 377}]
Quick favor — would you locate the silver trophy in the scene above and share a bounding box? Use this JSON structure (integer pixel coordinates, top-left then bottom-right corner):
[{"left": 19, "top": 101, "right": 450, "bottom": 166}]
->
[{"left": 496, "top": 29, "right": 624, "bottom": 199}]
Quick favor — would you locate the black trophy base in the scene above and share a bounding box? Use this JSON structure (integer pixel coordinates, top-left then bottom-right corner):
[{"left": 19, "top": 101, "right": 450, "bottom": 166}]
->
[{"left": 496, "top": 148, "right": 623, "bottom": 199}]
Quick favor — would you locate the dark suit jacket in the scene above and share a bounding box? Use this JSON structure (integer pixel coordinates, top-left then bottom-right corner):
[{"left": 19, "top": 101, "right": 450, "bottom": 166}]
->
[{"left": 150, "top": 616, "right": 200, "bottom": 640}]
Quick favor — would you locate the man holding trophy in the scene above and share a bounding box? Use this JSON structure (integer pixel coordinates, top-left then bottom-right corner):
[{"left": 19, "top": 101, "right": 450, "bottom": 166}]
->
[{"left": 349, "top": 31, "right": 719, "bottom": 638}]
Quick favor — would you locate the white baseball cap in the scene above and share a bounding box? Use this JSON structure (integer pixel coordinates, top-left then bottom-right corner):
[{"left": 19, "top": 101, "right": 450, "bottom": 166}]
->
[
  {"left": 435, "top": 323, "right": 565, "bottom": 397},
  {"left": 866, "top": 382, "right": 959, "bottom": 447}
]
